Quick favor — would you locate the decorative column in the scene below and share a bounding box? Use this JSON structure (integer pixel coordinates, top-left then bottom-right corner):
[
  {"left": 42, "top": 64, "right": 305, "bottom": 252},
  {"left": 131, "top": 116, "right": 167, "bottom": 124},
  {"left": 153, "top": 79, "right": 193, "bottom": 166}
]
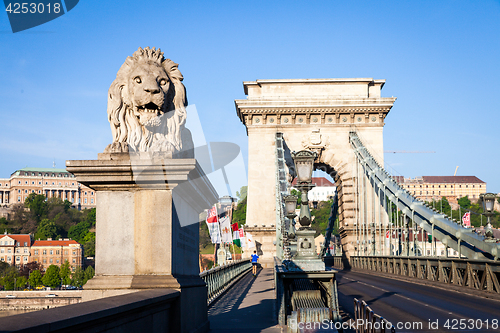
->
[{"left": 66, "top": 46, "right": 217, "bottom": 333}]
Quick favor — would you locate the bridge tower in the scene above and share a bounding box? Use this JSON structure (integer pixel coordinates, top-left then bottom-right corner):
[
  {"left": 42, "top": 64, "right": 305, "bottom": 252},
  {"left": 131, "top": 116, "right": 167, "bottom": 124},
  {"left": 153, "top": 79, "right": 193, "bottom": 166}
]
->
[{"left": 235, "top": 79, "right": 396, "bottom": 261}]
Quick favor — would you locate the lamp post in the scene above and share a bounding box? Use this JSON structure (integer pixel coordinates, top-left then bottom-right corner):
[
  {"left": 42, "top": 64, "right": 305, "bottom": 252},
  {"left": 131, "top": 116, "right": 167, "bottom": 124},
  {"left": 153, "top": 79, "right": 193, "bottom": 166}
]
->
[
  {"left": 290, "top": 150, "right": 325, "bottom": 271},
  {"left": 480, "top": 193, "right": 497, "bottom": 242},
  {"left": 283, "top": 195, "right": 298, "bottom": 259}
]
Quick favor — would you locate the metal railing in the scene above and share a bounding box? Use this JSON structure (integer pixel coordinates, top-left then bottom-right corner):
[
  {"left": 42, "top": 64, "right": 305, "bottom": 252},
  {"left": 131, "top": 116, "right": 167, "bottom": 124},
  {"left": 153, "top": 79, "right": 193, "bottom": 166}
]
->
[
  {"left": 199, "top": 259, "right": 252, "bottom": 305},
  {"left": 353, "top": 298, "right": 395, "bottom": 333},
  {"left": 350, "top": 255, "right": 500, "bottom": 293}
]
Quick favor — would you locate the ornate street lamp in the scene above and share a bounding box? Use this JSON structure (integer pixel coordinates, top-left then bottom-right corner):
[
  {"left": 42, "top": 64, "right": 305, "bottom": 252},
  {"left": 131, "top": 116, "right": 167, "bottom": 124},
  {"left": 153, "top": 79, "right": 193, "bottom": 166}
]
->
[
  {"left": 480, "top": 193, "right": 497, "bottom": 242},
  {"left": 283, "top": 194, "right": 298, "bottom": 238},
  {"left": 290, "top": 150, "right": 324, "bottom": 270},
  {"left": 291, "top": 150, "right": 317, "bottom": 228}
]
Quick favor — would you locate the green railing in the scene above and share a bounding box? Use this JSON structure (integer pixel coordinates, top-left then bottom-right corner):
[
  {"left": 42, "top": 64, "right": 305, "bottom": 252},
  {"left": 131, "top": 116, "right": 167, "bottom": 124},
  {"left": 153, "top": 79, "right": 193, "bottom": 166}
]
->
[{"left": 200, "top": 259, "right": 252, "bottom": 305}]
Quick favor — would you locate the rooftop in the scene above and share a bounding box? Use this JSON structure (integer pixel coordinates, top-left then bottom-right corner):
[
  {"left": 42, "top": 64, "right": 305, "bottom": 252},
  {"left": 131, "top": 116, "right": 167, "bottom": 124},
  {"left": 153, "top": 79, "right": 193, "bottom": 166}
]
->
[
  {"left": 395, "top": 176, "right": 485, "bottom": 184},
  {"left": 292, "top": 177, "right": 335, "bottom": 187},
  {"left": 32, "top": 239, "right": 80, "bottom": 247}
]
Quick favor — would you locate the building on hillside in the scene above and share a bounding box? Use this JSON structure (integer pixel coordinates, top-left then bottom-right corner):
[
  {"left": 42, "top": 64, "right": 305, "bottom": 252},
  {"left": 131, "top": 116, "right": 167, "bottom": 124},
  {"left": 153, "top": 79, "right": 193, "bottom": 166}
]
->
[
  {"left": 292, "top": 177, "right": 336, "bottom": 208},
  {"left": 0, "top": 233, "right": 32, "bottom": 268},
  {"left": 394, "top": 176, "right": 486, "bottom": 203},
  {"left": 0, "top": 167, "right": 95, "bottom": 210},
  {"left": 31, "top": 238, "right": 84, "bottom": 272}
]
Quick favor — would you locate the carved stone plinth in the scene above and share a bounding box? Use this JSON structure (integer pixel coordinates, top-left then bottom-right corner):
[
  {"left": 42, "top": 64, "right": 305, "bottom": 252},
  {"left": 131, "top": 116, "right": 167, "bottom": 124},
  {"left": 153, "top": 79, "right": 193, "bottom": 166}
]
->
[
  {"left": 292, "top": 228, "right": 325, "bottom": 271},
  {"left": 66, "top": 153, "right": 217, "bottom": 333}
]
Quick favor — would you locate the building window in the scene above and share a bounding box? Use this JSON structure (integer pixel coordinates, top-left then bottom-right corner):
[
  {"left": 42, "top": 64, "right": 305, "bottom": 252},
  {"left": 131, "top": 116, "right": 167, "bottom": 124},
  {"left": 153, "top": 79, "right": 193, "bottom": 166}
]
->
[
  {"left": 72, "top": 259, "right": 76, "bottom": 263},
  {"left": 38, "top": 190, "right": 41, "bottom": 194},
  {"left": 73, "top": 251, "right": 76, "bottom": 255},
  {"left": 65, "top": 250, "right": 68, "bottom": 255},
  {"left": 59, "top": 182, "right": 61, "bottom": 185},
  {"left": 91, "top": 198, "right": 94, "bottom": 204},
  {"left": 16, "top": 248, "right": 20, "bottom": 253},
  {"left": 31, "top": 181, "right": 35, "bottom": 185},
  {"left": 18, "top": 181, "right": 21, "bottom": 184},
  {"left": 84, "top": 198, "right": 87, "bottom": 204},
  {"left": 7, "top": 256, "right": 11, "bottom": 262},
  {"left": 52, "top": 182, "right": 55, "bottom": 185},
  {"left": 38, "top": 182, "right": 41, "bottom": 185},
  {"left": 0, "top": 249, "right": 3, "bottom": 253},
  {"left": 72, "top": 183, "right": 75, "bottom": 186},
  {"left": 8, "top": 249, "right": 11, "bottom": 253},
  {"left": 25, "top": 190, "right": 28, "bottom": 194},
  {"left": 85, "top": 191, "right": 87, "bottom": 195},
  {"left": 45, "top": 182, "right": 48, "bottom": 185},
  {"left": 50, "top": 250, "right": 53, "bottom": 255},
  {"left": 34, "top": 250, "right": 38, "bottom": 255},
  {"left": 56, "top": 250, "right": 60, "bottom": 255},
  {"left": 16, "top": 256, "right": 20, "bottom": 262},
  {"left": 49, "top": 259, "right": 53, "bottom": 263},
  {"left": 25, "top": 181, "right": 28, "bottom": 184},
  {"left": 43, "top": 259, "right": 47, "bottom": 264},
  {"left": 24, "top": 257, "right": 28, "bottom": 262},
  {"left": 43, "top": 250, "right": 47, "bottom": 255},
  {"left": 91, "top": 192, "right": 94, "bottom": 195},
  {"left": 56, "top": 259, "right": 59, "bottom": 263}
]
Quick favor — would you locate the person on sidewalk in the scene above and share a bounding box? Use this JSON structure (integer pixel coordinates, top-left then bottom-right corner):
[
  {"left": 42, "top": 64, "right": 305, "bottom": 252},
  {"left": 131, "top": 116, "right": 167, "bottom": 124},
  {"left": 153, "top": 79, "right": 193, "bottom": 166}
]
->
[{"left": 251, "top": 250, "right": 259, "bottom": 276}]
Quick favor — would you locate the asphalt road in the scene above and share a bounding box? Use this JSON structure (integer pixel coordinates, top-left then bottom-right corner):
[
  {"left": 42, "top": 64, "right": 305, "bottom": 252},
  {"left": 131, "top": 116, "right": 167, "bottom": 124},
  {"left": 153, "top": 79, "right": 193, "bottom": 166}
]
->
[{"left": 337, "top": 270, "right": 500, "bottom": 333}]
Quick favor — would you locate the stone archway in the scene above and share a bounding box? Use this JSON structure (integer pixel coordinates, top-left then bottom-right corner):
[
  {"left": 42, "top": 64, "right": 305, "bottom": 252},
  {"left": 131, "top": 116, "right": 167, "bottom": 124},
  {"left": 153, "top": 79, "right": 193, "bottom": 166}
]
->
[{"left": 235, "top": 78, "right": 396, "bottom": 263}]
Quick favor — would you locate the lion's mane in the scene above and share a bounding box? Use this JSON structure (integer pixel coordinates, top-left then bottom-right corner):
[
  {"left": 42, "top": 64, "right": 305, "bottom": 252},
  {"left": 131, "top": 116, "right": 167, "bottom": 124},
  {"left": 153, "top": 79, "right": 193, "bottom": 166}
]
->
[{"left": 105, "top": 47, "right": 189, "bottom": 154}]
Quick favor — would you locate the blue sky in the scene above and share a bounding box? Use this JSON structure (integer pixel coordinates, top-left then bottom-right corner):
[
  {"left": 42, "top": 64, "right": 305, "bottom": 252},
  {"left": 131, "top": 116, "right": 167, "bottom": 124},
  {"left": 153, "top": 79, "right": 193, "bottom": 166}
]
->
[{"left": 1, "top": 0, "right": 499, "bottom": 194}]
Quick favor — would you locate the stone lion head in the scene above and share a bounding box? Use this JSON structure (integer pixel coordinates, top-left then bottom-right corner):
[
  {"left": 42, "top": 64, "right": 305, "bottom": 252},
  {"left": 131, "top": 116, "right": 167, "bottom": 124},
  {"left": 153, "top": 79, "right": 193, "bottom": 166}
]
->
[{"left": 104, "top": 47, "right": 192, "bottom": 155}]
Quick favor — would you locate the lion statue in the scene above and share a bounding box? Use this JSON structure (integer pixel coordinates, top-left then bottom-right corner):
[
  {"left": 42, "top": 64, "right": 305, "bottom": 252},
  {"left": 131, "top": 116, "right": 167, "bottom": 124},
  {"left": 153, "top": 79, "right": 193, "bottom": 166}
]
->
[{"left": 104, "top": 47, "right": 193, "bottom": 157}]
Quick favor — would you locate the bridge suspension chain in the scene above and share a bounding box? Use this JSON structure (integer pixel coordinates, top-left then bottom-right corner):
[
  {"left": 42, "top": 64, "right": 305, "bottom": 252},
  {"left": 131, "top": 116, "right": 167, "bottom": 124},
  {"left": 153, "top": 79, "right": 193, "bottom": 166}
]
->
[{"left": 350, "top": 131, "right": 499, "bottom": 261}]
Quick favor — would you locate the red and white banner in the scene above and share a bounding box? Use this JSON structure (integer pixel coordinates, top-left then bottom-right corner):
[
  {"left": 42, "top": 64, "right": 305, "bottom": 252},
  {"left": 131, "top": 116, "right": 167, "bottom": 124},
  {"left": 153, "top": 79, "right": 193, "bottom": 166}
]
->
[
  {"left": 462, "top": 212, "right": 471, "bottom": 228},
  {"left": 205, "top": 205, "right": 221, "bottom": 243}
]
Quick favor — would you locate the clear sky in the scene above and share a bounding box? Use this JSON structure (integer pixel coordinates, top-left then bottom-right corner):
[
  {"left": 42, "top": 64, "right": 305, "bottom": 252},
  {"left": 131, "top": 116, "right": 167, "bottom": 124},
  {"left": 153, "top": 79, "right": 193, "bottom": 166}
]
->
[{"left": 1, "top": 0, "right": 499, "bottom": 195}]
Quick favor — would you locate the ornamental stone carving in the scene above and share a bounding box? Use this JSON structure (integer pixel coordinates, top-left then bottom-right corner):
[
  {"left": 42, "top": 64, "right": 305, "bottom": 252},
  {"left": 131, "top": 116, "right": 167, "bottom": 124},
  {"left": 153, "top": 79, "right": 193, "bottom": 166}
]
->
[{"left": 104, "top": 47, "right": 193, "bottom": 156}]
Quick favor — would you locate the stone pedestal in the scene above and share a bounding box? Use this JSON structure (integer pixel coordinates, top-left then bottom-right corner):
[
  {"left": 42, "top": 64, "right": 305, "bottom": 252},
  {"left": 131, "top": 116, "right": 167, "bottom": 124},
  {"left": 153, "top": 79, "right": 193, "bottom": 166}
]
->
[
  {"left": 66, "top": 153, "right": 217, "bottom": 333},
  {"left": 292, "top": 228, "right": 325, "bottom": 271}
]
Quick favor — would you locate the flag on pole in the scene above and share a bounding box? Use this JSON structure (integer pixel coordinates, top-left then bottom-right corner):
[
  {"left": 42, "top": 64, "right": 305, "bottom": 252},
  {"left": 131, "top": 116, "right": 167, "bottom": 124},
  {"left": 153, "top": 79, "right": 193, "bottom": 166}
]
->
[
  {"left": 239, "top": 228, "right": 246, "bottom": 248},
  {"left": 220, "top": 215, "right": 233, "bottom": 244},
  {"left": 206, "top": 205, "right": 221, "bottom": 244},
  {"left": 246, "top": 232, "right": 255, "bottom": 249},
  {"left": 385, "top": 230, "right": 390, "bottom": 248},
  {"left": 462, "top": 212, "right": 471, "bottom": 228},
  {"left": 232, "top": 223, "right": 240, "bottom": 247}
]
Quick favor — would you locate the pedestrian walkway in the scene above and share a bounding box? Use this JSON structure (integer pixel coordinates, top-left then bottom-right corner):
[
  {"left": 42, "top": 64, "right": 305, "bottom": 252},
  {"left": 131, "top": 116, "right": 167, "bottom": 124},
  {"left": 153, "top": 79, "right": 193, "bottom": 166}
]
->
[{"left": 208, "top": 268, "right": 281, "bottom": 333}]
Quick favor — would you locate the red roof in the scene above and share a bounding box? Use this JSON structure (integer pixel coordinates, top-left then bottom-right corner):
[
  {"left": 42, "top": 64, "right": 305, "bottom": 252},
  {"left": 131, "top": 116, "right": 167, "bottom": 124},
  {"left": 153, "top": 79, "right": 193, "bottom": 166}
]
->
[
  {"left": 292, "top": 177, "right": 335, "bottom": 187},
  {"left": 0, "top": 234, "right": 32, "bottom": 246},
  {"left": 422, "top": 176, "right": 485, "bottom": 184},
  {"left": 32, "top": 240, "right": 80, "bottom": 247}
]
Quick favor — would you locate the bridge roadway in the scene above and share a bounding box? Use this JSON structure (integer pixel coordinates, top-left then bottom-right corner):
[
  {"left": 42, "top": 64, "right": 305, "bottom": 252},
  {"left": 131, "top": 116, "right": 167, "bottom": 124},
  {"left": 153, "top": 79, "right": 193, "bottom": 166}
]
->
[
  {"left": 337, "top": 270, "right": 500, "bottom": 332},
  {"left": 208, "top": 268, "right": 281, "bottom": 333}
]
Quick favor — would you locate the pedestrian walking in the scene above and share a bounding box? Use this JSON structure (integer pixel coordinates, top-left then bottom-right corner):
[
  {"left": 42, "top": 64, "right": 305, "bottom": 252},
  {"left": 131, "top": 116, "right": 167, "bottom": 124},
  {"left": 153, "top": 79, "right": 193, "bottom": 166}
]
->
[{"left": 251, "top": 250, "right": 259, "bottom": 276}]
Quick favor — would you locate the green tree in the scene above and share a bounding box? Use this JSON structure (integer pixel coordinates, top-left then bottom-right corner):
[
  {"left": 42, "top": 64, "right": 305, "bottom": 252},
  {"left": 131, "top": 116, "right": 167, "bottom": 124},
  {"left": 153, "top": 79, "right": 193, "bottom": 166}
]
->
[
  {"left": 68, "top": 221, "right": 90, "bottom": 243},
  {"left": 34, "top": 219, "right": 59, "bottom": 240},
  {"left": 60, "top": 261, "right": 72, "bottom": 285},
  {"left": 71, "top": 267, "right": 85, "bottom": 287},
  {"left": 16, "top": 276, "right": 27, "bottom": 289},
  {"left": 84, "top": 266, "right": 95, "bottom": 283},
  {"left": 84, "top": 208, "right": 96, "bottom": 226},
  {"left": 41, "top": 265, "right": 61, "bottom": 289},
  {"left": 28, "top": 269, "right": 43, "bottom": 288},
  {"left": 25, "top": 193, "right": 48, "bottom": 222},
  {"left": 235, "top": 186, "right": 248, "bottom": 203},
  {"left": 232, "top": 196, "right": 247, "bottom": 226},
  {"left": 458, "top": 196, "right": 471, "bottom": 209},
  {"left": 0, "top": 266, "right": 19, "bottom": 290},
  {"left": 83, "top": 232, "right": 95, "bottom": 257}
]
